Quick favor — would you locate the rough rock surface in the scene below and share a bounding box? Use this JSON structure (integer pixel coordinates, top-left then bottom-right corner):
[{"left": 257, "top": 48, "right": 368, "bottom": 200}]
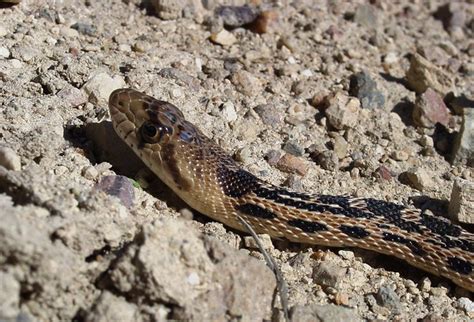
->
[{"left": 1, "top": 0, "right": 473, "bottom": 321}]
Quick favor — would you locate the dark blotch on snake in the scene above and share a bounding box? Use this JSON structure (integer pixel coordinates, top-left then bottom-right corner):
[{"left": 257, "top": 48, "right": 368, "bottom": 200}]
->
[
  {"left": 447, "top": 257, "right": 472, "bottom": 275},
  {"left": 235, "top": 203, "right": 277, "bottom": 220},
  {"left": 340, "top": 225, "right": 370, "bottom": 238},
  {"left": 382, "top": 232, "right": 425, "bottom": 256},
  {"left": 420, "top": 213, "right": 461, "bottom": 237},
  {"left": 219, "top": 168, "right": 261, "bottom": 198},
  {"left": 287, "top": 219, "right": 328, "bottom": 233}
]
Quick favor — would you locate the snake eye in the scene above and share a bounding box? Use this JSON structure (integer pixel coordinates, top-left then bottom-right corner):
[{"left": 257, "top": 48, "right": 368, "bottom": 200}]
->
[
  {"left": 140, "top": 122, "right": 160, "bottom": 143},
  {"left": 142, "top": 123, "right": 157, "bottom": 137}
]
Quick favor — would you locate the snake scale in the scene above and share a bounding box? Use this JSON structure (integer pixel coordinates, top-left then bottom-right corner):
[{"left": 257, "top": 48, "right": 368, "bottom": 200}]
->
[{"left": 109, "top": 88, "right": 473, "bottom": 292}]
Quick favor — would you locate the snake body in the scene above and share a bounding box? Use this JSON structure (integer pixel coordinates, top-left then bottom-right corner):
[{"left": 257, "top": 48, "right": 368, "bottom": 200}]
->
[{"left": 109, "top": 88, "right": 474, "bottom": 292}]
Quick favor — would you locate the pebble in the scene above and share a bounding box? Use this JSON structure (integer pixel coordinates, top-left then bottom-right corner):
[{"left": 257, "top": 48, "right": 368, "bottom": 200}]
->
[
  {"left": 230, "top": 70, "right": 262, "bottom": 97},
  {"left": 405, "top": 53, "right": 453, "bottom": 95},
  {"left": 391, "top": 150, "right": 409, "bottom": 161},
  {"left": 215, "top": 5, "right": 258, "bottom": 28},
  {"left": 457, "top": 297, "right": 474, "bottom": 314},
  {"left": 60, "top": 26, "right": 80, "bottom": 38},
  {"left": 374, "top": 165, "right": 393, "bottom": 181},
  {"left": 0, "top": 47, "right": 10, "bottom": 58},
  {"left": 383, "top": 52, "right": 399, "bottom": 66},
  {"left": 353, "top": 4, "right": 380, "bottom": 29},
  {"left": 312, "top": 260, "right": 347, "bottom": 288},
  {"left": 158, "top": 68, "right": 200, "bottom": 91},
  {"left": 82, "top": 72, "right": 126, "bottom": 105},
  {"left": 82, "top": 166, "right": 99, "bottom": 180},
  {"left": 0, "top": 25, "right": 7, "bottom": 37},
  {"left": 57, "top": 85, "right": 88, "bottom": 108},
  {"left": 376, "top": 285, "right": 402, "bottom": 313},
  {"left": 412, "top": 88, "right": 450, "bottom": 128},
  {"left": 349, "top": 71, "right": 385, "bottom": 109},
  {"left": 290, "top": 304, "right": 361, "bottom": 322},
  {"left": 70, "top": 22, "right": 96, "bottom": 36},
  {"left": 150, "top": 0, "right": 198, "bottom": 20},
  {"left": 324, "top": 92, "right": 361, "bottom": 130},
  {"left": 282, "top": 141, "right": 304, "bottom": 157},
  {"left": 331, "top": 136, "right": 348, "bottom": 159},
  {"left": 94, "top": 175, "right": 135, "bottom": 209},
  {"left": 243, "top": 234, "right": 273, "bottom": 250},
  {"left": 249, "top": 10, "right": 278, "bottom": 34},
  {"left": 254, "top": 103, "right": 284, "bottom": 126},
  {"left": 275, "top": 153, "right": 308, "bottom": 176},
  {"left": 265, "top": 149, "right": 282, "bottom": 166},
  {"left": 220, "top": 101, "right": 238, "bottom": 122},
  {"left": 283, "top": 174, "right": 303, "bottom": 191},
  {"left": 448, "top": 178, "right": 474, "bottom": 224},
  {"left": 210, "top": 29, "right": 237, "bottom": 46},
  {"left": 0, "top": 146, "right": 21, "bottom": 171},
  {"left": 400, "top": 168, "right": 434, "bottom": 191},
  {"left": 313, "top": 150, "right": 339, "bottom": 171},
  {"left": 451, "top": 106, "right": 474, "bottom": 166},
  {"left": 419, "top": 135, "right": 434, "bottom": 147}
]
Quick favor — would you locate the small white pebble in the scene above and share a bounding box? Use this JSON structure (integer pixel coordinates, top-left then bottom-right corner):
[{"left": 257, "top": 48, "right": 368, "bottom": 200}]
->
[
  {"left": 81, "top": 165, "right": 99, "bottom": 180},
  {"left": 221, "top": 101, "right": 238, "bottom": 122},
  {"left": 187, "top": 272, "right": 200, "bottom": 285},
  {"left": 0, "top": 47, "right": 10, "bottom": 58},
  {"left": 458, "top": 297, "right": 474, "bottom": 313},
  {"left": 0, "top": 147, "right": 21, "bottom": 171}
]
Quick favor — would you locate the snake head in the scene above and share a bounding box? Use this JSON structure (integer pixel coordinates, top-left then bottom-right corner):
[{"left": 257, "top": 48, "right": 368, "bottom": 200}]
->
[{"left": 109, "top": 89, "right": 201, "bottom": 149}]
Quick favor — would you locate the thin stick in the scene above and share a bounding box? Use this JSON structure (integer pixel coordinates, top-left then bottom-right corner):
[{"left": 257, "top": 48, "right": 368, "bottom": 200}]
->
[{"left": 237, "top": 215, "right": 289, "bottom": 321}]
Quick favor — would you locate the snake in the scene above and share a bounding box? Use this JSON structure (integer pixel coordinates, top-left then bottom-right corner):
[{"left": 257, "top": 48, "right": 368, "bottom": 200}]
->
[{"left": 108, "top": 88, "right": 474, "bottom": 292}]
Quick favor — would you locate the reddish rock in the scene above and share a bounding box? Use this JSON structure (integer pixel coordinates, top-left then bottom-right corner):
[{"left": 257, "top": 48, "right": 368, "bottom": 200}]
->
[
  {"left": 275, "top": 153, "right": 308, "bottom": 176},
  {"left": 374, "top": 166, "right": 393, "bottom": 181},
  {"left": 413, "top": 88, "right": 450, "bottom": 128}
]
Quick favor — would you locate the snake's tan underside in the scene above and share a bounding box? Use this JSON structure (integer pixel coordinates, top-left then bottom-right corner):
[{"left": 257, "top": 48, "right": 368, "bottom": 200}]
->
[{"left": 108, "top": 88, "right": 474, "bottom": 292}]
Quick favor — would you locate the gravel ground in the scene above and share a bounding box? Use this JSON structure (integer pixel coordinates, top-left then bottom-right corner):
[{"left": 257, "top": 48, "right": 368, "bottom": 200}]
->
[{"left": 0, "top": 0, "right": 473, "bottom": 321}]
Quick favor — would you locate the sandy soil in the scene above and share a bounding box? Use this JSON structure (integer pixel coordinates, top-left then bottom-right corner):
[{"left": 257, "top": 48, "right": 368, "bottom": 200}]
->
[{"left": 0, "top": 0, "right": 473, "bottom": 321}]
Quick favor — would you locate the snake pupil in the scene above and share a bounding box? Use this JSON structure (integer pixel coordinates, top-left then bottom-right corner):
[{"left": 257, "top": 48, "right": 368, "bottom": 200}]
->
[{"left": 142, "top": 123, "right": 158, "bottom": 138}]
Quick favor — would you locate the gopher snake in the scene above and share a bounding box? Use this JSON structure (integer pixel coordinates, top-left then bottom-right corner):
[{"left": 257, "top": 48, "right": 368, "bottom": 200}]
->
[{"left": 109, "top": 88, "right": 473, "bottom": 292}]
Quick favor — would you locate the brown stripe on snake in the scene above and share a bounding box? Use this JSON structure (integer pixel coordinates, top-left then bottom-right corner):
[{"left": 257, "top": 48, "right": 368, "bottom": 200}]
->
[{"left": 109, "top": 88, "right": 474, "bottom": 292}]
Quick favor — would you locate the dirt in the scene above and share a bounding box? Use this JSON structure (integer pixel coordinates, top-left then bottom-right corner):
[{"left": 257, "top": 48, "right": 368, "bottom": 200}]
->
[{"left": 0, "top": 0, "right": 473, "bottom": 321}]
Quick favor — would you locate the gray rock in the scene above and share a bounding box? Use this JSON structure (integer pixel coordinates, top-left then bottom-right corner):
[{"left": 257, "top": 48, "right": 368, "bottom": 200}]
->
[
  {"left": 94, "top": 175, "right": 135, "bottom": 209},
  {"left": 451, "top": 107, "right": 474, "bottom": 166},
  {"left": 449, "top": 178, "right": 474, "bottom": 224},
  {"left": 311, "top": 150, "right": 339, "bottom": 171},
  {"left": 376, "top": 285, "right": 402, "bottom": 313},
  {"left": 290, "top": 304, "right": 362, "bottom": 322},
  {"left": 150, "top": 0, "right": 204, "bottom": 20},
  {"left": 399, "top": 167, "right": 434, "bottom": 191},
  {"left": 85, "top": 291, "right": 138, "bottom": 322},
  {"left": 215, "top": 5, "right": 258, "bottom": 28},
  {"left": 312, "top": 260, "right": 347, "bottom": 288},
  {"left": 283, "top": 140, "right": 305, "bottom": 157},
  {"left": 255, "top": 103, "right": 284, "bottom": 126},
  {"left": 158, "top": 68, "right": 200, "bottom": 91},
  {"left": 353, "top": 4, "right": 380, "bottom": 29},
  {"left": 349, "top": 71, "right": 385, "bottom": 109},
  {"left": 70, "top": 22, "right": 96, "bottom": 36},
  {"left": 105, "top": 218, "right": 275, "bottom": 320},
  {"left": 231, "top": 70, "right": 263, "bottom": 96},
  {"left": 324, "top": 92, "right": 361, "bottom": 130}
]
